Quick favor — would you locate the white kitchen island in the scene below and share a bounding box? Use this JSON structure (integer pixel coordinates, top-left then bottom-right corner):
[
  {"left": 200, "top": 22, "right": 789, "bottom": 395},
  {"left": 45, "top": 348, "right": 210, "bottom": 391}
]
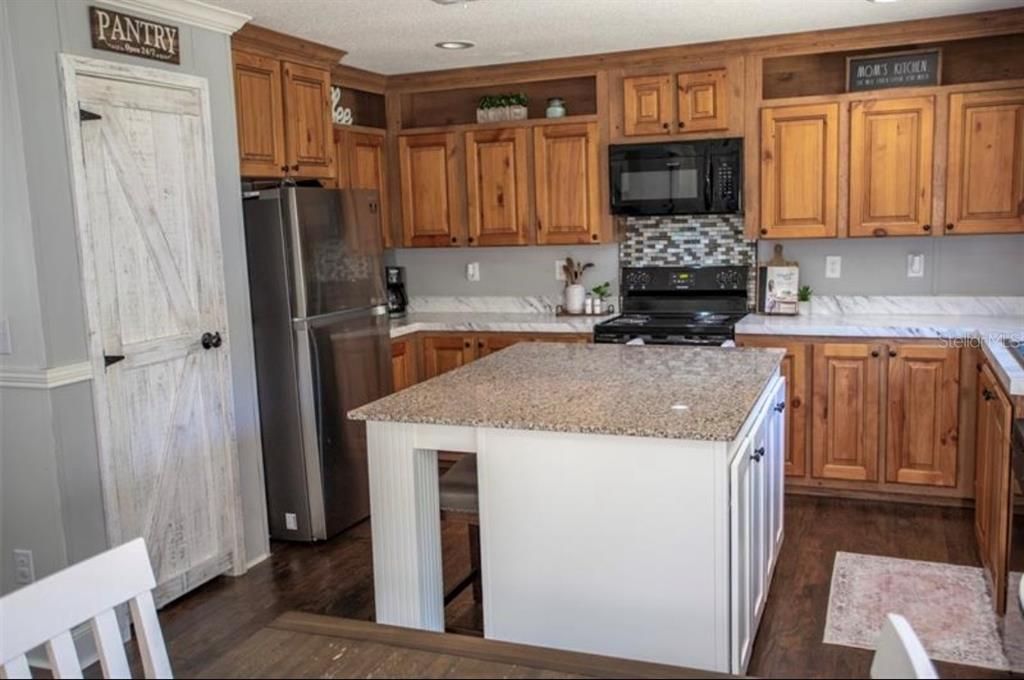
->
[{"left": 349, "top": 343, "right": 786, "bottom": 674}]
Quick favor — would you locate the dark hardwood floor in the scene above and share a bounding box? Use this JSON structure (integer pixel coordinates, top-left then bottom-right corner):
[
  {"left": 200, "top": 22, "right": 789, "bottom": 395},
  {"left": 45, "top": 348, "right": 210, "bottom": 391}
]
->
[{"left": 153, "top": 496, "right": 1008, "bottom": 679}]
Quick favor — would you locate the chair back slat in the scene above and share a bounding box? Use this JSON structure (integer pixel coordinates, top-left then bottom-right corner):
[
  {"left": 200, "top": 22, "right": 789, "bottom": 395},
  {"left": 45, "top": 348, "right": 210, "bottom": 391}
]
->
[
  {"left": 45, "top": 631, "right": 83, "bottom": 679},
  {"left": 0, "top": 655, "right": 32, "bottom": 679},
  {"left": 870, "top": 613, "right": 938, "bottom": 679},
  {"left": 0, "top": 538, "right": 171, "bottom": 679},
  {"left": 91, "top": 609, "right": 131, "bottom": 678},
  {"left": 129, "top": 592, "right": 172, "bottom": 679}
]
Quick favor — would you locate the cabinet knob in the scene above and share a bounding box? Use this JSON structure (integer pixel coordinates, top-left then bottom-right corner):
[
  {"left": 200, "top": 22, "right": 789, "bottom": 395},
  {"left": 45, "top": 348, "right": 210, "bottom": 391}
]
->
[
  {"left": 760, "top": 228, "right": 768, "bottom": 236},
  {"left": 946, "top": 223, "right": 955, "bottom": 231},
  {"left": 280, "top": 165, "right": 288, "bottom": 172},
  {"left": 451, "top": 236, "right": 458, "bottom": 244},
  {"left": 871, "top": 350, "right": 880, "bottom": 358},
  {"left": 889, "top": 349, "right": 897, "bottom": 358},
  {"left": 477, "top": 341, "right": 483, "bottom": 349},
  {"left": 791, "top": 397, "right": 802, "bottom": 409},
  {"left": 872, "top": 228, "right": 888, "bottom": 238},
  {"left": 922, "top": 224, "right": 931, "bottom": 232},
  {"left": 983, "top": 388, "right": 995, "bottom": 401},
  {"left": 751, "top": 446, "right": 766, "bottom": 462},
  {"left": 464, "top": 341, "right": 471, "bottom": 349},
  {"left": 662, "top": 122, "right": 669, "bottom": 130},
  {"left": 591, "top": 234, "right": 598, "bottom": 241},
  {"left": 468, "top": 236, "right": 475, "bottom": 244},
  {"left": 774, "top": 402, "right": 785, "bottom": 413},
  {"left": 678, "top": 121, "right": 686, "bottom": 129},
  {"left": 291, "top": 164, "right": 299, "bottom": 171}
]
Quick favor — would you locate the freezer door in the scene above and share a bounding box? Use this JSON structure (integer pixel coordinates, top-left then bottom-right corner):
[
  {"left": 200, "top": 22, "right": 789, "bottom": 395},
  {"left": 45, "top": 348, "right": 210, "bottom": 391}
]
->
[
  {"left": 285, "top": 187, "right": 386, "bottom": 318},
  {"left": 297, "top": 306, "right": 392, "bottom": 538}
]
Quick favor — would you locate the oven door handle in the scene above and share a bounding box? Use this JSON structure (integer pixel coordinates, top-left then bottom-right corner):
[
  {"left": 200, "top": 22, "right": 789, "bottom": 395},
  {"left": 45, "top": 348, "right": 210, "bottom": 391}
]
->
[{"left": 703, "top": 155, "right": 713, "bottom": 212}]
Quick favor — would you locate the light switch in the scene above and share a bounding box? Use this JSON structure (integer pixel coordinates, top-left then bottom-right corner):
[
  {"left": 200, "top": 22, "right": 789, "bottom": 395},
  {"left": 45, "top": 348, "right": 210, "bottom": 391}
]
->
[
  {"left": 555, "top": 260, "right": 566, "bottom": 281},
  {"left": 825, "top": 256, "right": 842, "bottom": 279},
  {"left": 907, "top": 253, "right": 925, "bottom": 278},
  {"left": 0, "top": 317, "right": 10, "bottom": 355},
  {"left": 466, "top": 262, "right": 480, "bottom": 282}
]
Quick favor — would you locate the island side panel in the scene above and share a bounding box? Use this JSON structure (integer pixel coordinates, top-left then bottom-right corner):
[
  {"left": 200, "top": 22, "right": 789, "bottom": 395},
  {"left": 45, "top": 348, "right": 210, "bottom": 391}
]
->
[
  {"left": 366, "top": 421, "right": 445, "bottom": 631},
  {"left": 476, "top": 428, "right": 732, "bottom": 671}
]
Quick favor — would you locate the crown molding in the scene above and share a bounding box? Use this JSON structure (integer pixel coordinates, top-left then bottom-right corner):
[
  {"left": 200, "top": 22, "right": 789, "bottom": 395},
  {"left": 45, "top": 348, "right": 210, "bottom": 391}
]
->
[
  {"left": 233, "top": 24, "right": 346, "bottom": 67},
  {"left": 99, "top": 0, "right": 251, "bottom": 35},
  {"left": 0, "top": 362, "right": 93, "bottom": 390}
]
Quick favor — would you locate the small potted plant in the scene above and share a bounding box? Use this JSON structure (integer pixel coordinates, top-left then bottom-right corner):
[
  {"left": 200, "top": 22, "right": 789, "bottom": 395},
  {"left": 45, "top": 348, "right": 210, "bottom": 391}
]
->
[
  {"left": 591, "top": 281, "right": 611, "bottom": 314},
  {"left": 509, "top": 93, "right": 528, "bottom": 120},
  {"left": 477, "top": 95, "right": 495, "bottom": 123},
  {"left": 798, "top": 285, "right": 813, "bottom": 316}
]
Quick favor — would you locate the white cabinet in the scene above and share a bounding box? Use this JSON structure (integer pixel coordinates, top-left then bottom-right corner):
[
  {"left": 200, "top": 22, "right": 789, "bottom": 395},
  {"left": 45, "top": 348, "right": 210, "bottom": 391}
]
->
[{"left": 730, "top": 377, "right": 786, "bottom": 674}]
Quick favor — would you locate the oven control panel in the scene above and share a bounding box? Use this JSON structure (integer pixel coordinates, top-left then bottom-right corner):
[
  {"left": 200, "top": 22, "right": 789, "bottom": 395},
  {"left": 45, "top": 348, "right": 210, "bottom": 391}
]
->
[{"left": 622, "top": 266, "right": 748, "bottom": 292}]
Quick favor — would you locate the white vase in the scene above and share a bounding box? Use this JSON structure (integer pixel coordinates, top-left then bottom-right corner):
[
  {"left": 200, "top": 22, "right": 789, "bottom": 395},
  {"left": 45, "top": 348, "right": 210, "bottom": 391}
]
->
[
  {"left": 565, "top": 284, "right": 586, "bottom": 314},
  {"left": 799, "top": 300, "right": 812, "bottom": 316}
]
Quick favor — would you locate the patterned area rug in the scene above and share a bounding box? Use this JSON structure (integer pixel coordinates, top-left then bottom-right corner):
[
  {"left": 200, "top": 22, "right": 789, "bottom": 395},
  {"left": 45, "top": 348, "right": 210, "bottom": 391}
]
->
[{"left": 824, "top": 552, "right": 1009, "bottom": 671}]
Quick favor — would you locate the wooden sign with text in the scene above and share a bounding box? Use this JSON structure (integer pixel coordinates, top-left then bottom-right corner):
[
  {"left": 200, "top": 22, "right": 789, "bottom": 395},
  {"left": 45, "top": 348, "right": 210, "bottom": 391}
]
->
[
  {"left": 90, "top": 6, "right": 180, "bottom": 64},
  {"left": 847, "top": 49, "right": 941, "bottom": 92}
]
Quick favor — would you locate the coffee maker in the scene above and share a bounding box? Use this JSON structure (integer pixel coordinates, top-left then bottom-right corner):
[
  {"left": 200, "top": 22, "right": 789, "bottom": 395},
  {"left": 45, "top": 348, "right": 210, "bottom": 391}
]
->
[{"left": 386, "top": 266, "right": 408, "bottom": 317}]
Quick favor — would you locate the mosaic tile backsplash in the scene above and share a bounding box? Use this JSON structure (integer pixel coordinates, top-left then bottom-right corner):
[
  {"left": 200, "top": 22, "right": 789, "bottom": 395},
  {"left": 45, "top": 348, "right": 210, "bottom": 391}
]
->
[{"left": 619, "top": 215, "right": 755, "bottom": 267}]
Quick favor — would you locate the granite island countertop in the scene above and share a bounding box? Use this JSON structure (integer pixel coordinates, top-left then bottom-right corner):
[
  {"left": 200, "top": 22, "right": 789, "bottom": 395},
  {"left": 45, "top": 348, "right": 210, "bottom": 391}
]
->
[
  {"left": 350, "top": 342, "right": 785, "bottom": 441},
  {"left": 389, "top": 311, "right": 614, "bottom": 338}
]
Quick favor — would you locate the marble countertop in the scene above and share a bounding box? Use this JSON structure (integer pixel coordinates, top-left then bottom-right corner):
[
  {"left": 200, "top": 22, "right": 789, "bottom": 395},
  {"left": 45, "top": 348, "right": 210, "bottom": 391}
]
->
[
  {"left": 350, "top": 342, "right": 784, "bottom": 441},
  {"left": 389, "top": 311, "right": 613, "bottom": 338},
  {"left": 735, "top": 312, "right": 1024, "bottom": 396}
]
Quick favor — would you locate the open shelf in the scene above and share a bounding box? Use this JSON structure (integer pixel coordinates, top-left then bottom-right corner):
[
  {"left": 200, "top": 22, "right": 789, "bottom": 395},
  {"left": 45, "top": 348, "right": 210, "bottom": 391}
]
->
[
  {"left": 397, "top": 113, "right": 598, "bottom": 136},
  {"left": 762, "top": 34, "right": 1024, "bottom": 100},
  {"left": 333, "top": 85, "right": 387, "bottom": 129},
  {"left": 399, "top": 75, "right": 597, "bottom": 129}
]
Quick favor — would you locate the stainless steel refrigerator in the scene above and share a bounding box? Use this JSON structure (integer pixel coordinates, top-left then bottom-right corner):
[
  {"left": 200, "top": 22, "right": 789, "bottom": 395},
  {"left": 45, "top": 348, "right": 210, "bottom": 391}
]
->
[{"left": 243, "top": 186, "right": 391, "bottom": 541}]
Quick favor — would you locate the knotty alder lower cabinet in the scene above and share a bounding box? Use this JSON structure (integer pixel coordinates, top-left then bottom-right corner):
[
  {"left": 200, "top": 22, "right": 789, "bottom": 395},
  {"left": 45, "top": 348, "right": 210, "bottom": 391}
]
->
[{"left": 737, "top": 336, "right": 968, "bottom": 499}]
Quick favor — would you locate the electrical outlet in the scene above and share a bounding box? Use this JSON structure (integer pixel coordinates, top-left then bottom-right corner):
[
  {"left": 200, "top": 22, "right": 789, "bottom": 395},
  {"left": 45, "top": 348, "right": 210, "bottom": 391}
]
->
[
  {"left": 555, "top": 260, "right": 566, "bottom": 281},
  {"left": 825, "top": 256, "right": 842, "bottom": 279},
  {"left": 0, "top": 317, "right": 11, "bottom": 355},
  {"left": 14, "top": 549, "right": 34, "bottom": 585},
  {"left": 285, "top": 513, "right": 298, "bottom": 531},
  {"left": 466, "top": 262, "right": 480, "bottom": 282},
  {"left": 907, "top": 253, "right": 925, "bottom": 278}
]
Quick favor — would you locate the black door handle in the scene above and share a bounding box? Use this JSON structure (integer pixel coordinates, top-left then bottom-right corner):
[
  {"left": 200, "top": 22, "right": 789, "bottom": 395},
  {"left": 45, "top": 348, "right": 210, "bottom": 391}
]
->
[
  {"left": 774, "top": 402, "right": 785, "bottom": 413},
  {"left": 104, "top": 354, "right": 126, "bottom": 368},
  {"left": 201, "top": 332, "right": 223, "bottom": 350}
]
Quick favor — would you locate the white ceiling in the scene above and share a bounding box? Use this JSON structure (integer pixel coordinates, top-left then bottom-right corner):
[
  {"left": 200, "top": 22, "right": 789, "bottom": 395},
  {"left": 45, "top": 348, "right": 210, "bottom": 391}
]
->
[{"left": 207, "top": 0, "right": 1024, "bottom": 75}]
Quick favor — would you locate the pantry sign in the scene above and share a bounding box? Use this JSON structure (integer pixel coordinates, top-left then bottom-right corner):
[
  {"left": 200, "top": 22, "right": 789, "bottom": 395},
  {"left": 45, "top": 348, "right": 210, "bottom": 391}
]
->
[
  {"left": 847, "top": 49, "right": 941, "bottom": 92},
  {"left": 89, "top": 6, "right": 180, "bottom": 64}
]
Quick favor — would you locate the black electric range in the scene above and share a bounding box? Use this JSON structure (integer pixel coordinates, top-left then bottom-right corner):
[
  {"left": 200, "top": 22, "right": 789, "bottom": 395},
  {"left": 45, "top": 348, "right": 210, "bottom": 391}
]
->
[{"left": 594, "top": 265, "right": 749, "bottom": 346}]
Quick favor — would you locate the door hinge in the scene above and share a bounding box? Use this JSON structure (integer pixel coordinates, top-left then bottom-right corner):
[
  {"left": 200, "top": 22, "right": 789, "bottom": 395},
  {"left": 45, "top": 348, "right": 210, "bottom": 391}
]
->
[{"left": 79, "top": 108, "right": 102, "bottom": 122}]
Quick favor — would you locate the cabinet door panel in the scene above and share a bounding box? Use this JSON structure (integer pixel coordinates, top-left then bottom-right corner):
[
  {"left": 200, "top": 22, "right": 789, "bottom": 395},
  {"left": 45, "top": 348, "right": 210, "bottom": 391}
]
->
[
  {"left": 422, "top": 335, "right": 475, "bottom": 379},
  {"left": 677, "top": 69, "right": 728, "bottom": 133},
  {"left": 975, "top": 364, "right": 1013, "bottom": 614},
  {"left": 476, "top": 334, "right": 531, "bottom": 357},
  {"left": 399, "top": 133, "right": 461, "bottom": 247},
  {"left": 233, "top": 50, "right": 285, "bottom": 178},
  {"left": 282, "top": 61, "right": 335, "bottom": 178},
  {"left": 760, "top": 103, "right": 839, "bottom": 238},
  {"left": 849, "top": 97, "right": 935, "bottom": 237},
  {"left": 534, "top": 122, "right": 601, "bottom": 245},
  {"left": 390, "top": 338, "right": 418, "bottom": 392},
  {"left": 466, "top": 128, "right": 530, "bottom": 246},
  {"left": 885, "top": 345, "right": 959, "bottom": 487},
  {"left": 947, "top": 89, "right": 1024, "bottom": 235},
  {"left": 340, "top": 130, "right": 391, "bottom": 248},
  {"left": 812, "top": 343, "right": 882, "bottom": 481},
  {"left": 623, "top": 74, "right": 673, "bottom": 136},
  {"left": 729, "top": 437, "right": 754, "bottom": 674}
]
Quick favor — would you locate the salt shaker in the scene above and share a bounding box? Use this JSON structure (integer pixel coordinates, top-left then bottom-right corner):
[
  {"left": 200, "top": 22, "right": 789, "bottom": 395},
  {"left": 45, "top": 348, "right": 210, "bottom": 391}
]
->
[{"left": 584, "top": 296, "right": 593, "bottom": 315}]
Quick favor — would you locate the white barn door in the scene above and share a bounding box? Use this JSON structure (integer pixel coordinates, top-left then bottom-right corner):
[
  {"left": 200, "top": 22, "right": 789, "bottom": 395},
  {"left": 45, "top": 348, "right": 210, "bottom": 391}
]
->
[{"left": 60, "top": 56, "right": 244, "bottom": 605}]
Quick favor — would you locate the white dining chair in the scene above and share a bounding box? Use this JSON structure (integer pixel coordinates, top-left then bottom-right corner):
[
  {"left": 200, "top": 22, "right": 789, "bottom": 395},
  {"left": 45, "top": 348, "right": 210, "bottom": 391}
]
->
[
  {"left": 871, "top": 613, "right": 938, "bottom": 679},
  {"left": 0, "top": 538, "right": 172, "bottom": 679}
]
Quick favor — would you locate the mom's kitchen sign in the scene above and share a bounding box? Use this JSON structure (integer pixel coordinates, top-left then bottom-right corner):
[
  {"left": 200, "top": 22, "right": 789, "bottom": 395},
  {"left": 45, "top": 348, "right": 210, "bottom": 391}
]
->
[
  {"left": 847, "top": 49, "right": 941, "bottom": 92},
  {"left": 90, "top": 6, "right": 180, "bottom": 64}
]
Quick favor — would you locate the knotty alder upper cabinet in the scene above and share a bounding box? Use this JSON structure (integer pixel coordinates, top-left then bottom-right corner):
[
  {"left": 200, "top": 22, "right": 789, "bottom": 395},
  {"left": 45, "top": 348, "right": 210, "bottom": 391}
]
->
[
  {"left": 231, "top": 26, "right": 342, "bottom": 180},
  {"left": 399, "top": 132, "right": 462, "bottom": 247},
  {"left": 946, "top": 88, "right": 1024, "bottom": 235},
  {"left": 336, "top": 128, "right": 390, "bottom": 247},
  {"left": 622, "top": 68, "right": 729, "bottom": 136},
  {"left": 534, "top": 122, "right": 601, "bottom": 245},
  {"left": 465, "top": 128, "right": 530, "bottom": 246},
  {"left": 759, "top": 103, "right": 839, "bottom": 239},
  {"left": 849, "top": 96, "right": 935, "bottom": 237}
]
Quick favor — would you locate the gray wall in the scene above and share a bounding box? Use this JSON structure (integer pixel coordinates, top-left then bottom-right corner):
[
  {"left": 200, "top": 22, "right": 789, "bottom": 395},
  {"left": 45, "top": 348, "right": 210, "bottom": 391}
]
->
[
  {"left": 1, "top": 0, "right": 269, "bottom": 593},
  {"left": 391, "top": 245, "right": 621, "bottom": 299},
  {"left": 759, "top": 235, "right": 1024, "bottom": 296}
]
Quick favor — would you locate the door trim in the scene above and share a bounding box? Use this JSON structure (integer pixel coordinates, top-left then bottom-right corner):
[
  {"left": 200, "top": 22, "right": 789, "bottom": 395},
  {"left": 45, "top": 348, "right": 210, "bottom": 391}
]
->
[{"left": 58, "top": 55, "right": 246, "bottom": 579}]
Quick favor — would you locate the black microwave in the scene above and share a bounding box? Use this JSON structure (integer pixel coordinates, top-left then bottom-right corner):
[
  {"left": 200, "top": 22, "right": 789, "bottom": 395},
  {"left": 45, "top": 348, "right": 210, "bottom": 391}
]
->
[{"left": 609, "top": 138, "right": 742, "bottom": 216}]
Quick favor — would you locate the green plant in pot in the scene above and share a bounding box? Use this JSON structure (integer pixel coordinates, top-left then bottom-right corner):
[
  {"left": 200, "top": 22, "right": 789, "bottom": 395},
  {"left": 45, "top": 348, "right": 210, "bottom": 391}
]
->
[
  {"left": 591, "top": 281, "right": 612, "bottom": 314},
  {"left": 797, "top": 285, "right": 813, "bottom": 315}
]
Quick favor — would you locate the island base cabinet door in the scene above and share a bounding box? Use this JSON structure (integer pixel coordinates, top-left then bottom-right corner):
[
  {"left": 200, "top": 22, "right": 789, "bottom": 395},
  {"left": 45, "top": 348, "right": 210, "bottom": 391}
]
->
[
  {"left": 811, "top": 343, "right": 883, "bottom": 481},
  {"left": 729, "top": 437, "right": 755, "bottom": 675},
  {"left": 766, "top": 378, "right": 787, "bottom": 569}
]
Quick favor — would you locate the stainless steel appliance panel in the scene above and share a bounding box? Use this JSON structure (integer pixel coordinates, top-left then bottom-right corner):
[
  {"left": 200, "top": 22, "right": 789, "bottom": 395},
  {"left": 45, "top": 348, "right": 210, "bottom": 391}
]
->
[
  {"left": 285, "top": 187, "right": 386, "bottom": 318},
  {"left": 299, "top": 307, "right": 392, "bottom": 537}
]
